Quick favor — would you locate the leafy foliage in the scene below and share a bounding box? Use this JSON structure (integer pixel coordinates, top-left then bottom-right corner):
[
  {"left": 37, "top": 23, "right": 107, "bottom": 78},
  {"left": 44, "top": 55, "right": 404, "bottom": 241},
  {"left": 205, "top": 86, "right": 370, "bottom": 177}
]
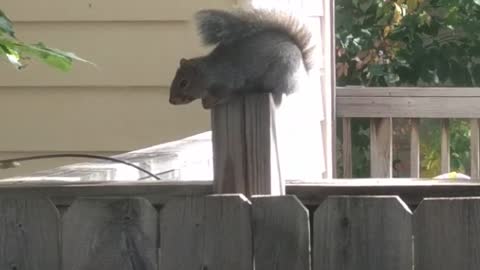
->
[
  {"left": 0, "top": 9, "right": 92, "bottom": 71},
  {"left": 336, "top": 0, "right": 476, "bottom": 177}
]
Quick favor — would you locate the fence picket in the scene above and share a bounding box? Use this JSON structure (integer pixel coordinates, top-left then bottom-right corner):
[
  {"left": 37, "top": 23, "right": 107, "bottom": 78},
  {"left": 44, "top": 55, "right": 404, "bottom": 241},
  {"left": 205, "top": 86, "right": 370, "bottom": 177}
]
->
[
  {"left": 414, "top": 197, "right": 480, "bottom": 270},
  {"left": 313, "top": 196, "right": 412, "bottom": 270},
  {"left": 0, "top": 198, "right": 60, "bottom": 270},
  {"left": 160, "top": 194, "right": 252, "bottom": 270},
  {"left": 252, "top": 195, "right": 310, "bottom": 270},
  {"left": 62, "top": 197, "right": 158, "bottom": 270}
]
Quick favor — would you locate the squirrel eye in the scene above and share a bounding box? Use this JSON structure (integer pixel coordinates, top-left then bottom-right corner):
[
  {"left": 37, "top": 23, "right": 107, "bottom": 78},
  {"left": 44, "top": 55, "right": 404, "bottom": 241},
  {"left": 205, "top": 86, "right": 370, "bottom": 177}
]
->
[{"left": 179, "top": 79, "right": 188, "bottom": 88}]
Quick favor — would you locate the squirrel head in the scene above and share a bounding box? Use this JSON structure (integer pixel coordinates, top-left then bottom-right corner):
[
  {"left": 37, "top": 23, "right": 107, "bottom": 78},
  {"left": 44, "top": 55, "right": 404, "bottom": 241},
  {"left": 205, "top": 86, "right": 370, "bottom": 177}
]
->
[{"left": 169, "top": 58, "right": 207, "bottom": 105}]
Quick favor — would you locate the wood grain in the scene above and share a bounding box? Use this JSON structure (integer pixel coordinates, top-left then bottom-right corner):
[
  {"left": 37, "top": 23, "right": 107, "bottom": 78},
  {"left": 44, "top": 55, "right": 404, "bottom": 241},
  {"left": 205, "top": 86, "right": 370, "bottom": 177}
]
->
[
  {"left": 204, "top": 194, "right": 253, "bottom": 270},
  {"left": 414, "top": 197, "right": 480, "bottom": 270},
  {"left": 313, "top": 196, "right": 413, "bottom": 270},
  {"left": 342, "top": 118, "right": 352, "bottom": 178},
  {"left": 244, "top": 94, "right": 283, "bottom": 195},
  {"left": 370, "top": 118, "right": 392, "bottom": 178},
  {"left": 337, "top": 96, "right": 480, "bottom": 118},
  {"left": 252, "top": 195, "right": 310, "bottom": 270},
  {"left": 159, "top": 196, "right": 206, "bottom": 270},
  {"left": 337, "top": 86, "right": 480, "bottom": 97},
  {"left": 441, "top": 119, "right": 450, "bottom": 173},
  {"left": 0, "top": 181, "right": 212, "bottom": 205},
  {"left": 160, "top": 194, "right": 253, "bottom": 270},
  {"left": 410, "top": 119, "right": 420, "bottom": 178},
  {"left": 211, "top": 93, "right": 284, "bottom": 196},
  {"left": 211, "top": 97, "right": 248, "bottom": 194},
  {"left": 0, "top": 197, "right": 60, "bottom": 270},
  {"left": 471, "top": 119, "right": 480, "bottom": 178},
  {"left": 62, "top": 197, "right": 158, "bottom": 270}
]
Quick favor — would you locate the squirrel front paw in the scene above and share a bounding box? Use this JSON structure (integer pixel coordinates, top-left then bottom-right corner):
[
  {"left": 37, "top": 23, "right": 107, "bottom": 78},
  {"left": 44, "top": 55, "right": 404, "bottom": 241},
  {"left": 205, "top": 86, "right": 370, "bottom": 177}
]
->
[{"left": 201, "top": 95, "right": 219, "bottom": 109}]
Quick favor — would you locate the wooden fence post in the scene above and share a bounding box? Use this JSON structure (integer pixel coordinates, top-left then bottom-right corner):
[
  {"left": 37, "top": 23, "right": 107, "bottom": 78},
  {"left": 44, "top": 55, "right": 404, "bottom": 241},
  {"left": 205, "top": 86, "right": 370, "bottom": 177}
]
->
[{"left": 211, "top": 93, "right": 285, "bottom": 196}]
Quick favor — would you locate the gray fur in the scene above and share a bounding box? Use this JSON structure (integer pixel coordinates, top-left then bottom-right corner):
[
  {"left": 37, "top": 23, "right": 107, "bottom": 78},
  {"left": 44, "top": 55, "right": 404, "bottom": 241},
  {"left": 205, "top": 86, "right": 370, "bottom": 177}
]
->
[
  {"left": 169, "top": 8, "right": 316, "bottom": 109},
  {"left": 194, "top": 8, "right": 315, "bottom": 71}
]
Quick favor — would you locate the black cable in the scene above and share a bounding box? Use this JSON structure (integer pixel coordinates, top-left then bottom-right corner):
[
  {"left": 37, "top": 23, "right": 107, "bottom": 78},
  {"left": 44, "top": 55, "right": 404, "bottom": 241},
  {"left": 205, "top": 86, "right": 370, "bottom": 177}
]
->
[{"left": 0, "top": 153, "right": 160, "bottom": 180}]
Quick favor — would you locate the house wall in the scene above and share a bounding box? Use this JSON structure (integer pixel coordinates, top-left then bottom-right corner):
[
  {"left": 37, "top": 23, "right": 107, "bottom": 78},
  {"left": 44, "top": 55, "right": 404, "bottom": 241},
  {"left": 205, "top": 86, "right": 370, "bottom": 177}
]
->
[
  {"left": 0, "top": 0, "right": 235, "bottom": 179},
  {"left": 0, "top": 0, "right": 334, "bottom": 179}
]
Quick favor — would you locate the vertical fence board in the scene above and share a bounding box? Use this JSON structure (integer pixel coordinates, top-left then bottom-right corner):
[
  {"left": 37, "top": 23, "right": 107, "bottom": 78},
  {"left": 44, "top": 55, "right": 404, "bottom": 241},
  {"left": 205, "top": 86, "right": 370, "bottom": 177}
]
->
[
  {"left": 0, "top": 198, "right": 60, "bottom": 270},
  {"left": 471, "top": 119, "right": 480, "bottom": 178},
  {"left": 211, "top": 94, "right": 285, "bottom": 196},
  {"left": 160, "top": 194, "right": 253, "bottom": 270},
  {"left": 410, "top": 118, "right": 420, "bottom": 178},
  {"left": 342, "top": 118, "right": 352, "bottom": 178},
  {"left": 204, "top": 195, "right": 253, "bottom": 270},
  {"left": 252, "top": 195, "right": 310, "bottom": 270},
  {"left": 370, "top": 118, "right": 393, "bottom": 177},
  {"left": 62, "top": 197, "right": 158, "bottom": 270},
  {"left": 441, "top": 119, "right": 450, "bottom": 173},
  {"left": 414, "top": 198, "right": 480, "bottom": 270},
  {"left": 159, "top": 196, "right": 206, "bottom": 270},
  {"left": 313, "top": 196, "right": 412, "bottom": 270}
]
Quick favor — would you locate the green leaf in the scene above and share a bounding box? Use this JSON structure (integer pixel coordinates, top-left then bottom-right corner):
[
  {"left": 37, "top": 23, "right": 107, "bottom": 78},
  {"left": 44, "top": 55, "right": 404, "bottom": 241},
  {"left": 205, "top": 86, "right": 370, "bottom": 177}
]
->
[
  {"left": 368, "top": 64, "right": 386, "bottom": 76},
  {"left": 474, "top": 0, "right": 480, "bottom": 6},
  {"left": 0, "top": 9, "right": 14, "bottom": 37},
  {"left": 16, "top": 42, "right": 94, "bottom": 71},
  {"left": 358, "top": 0, "right": 374, "bottom": 12}
]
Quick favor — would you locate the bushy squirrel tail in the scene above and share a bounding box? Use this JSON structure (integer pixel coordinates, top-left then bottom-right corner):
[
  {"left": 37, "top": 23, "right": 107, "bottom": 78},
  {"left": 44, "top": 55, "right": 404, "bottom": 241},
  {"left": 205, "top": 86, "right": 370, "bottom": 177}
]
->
[{"left": 194, "top": 9, "right": 315, "bottom": 71}]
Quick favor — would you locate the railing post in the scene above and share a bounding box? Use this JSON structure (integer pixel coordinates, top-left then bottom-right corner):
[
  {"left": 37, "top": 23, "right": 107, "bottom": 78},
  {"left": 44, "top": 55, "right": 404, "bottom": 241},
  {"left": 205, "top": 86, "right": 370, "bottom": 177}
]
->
[
  {"left": 370, "top": 118, "right": 393, "bottom": 178},
  {"left": 410, "top": 118, "right": 420, "bottom": 178},
  {"left": 342, "top": 118, "right": 352, "bottom": 178},
  {"left": 211, "top": 93, "right": 285, "bottom": 197},
  {"left": 471, "top": 119, "right": 480, "bottom": 179},
  {"left": 441, "top": 119, "right": 450, "bottom": 174}
]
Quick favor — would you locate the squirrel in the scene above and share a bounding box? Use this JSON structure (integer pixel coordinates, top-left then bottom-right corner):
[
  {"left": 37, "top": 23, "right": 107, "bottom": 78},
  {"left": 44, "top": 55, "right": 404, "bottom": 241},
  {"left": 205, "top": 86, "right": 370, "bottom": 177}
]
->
[{"left": 168, "top": 8, "right": 315, "bottom": 109}]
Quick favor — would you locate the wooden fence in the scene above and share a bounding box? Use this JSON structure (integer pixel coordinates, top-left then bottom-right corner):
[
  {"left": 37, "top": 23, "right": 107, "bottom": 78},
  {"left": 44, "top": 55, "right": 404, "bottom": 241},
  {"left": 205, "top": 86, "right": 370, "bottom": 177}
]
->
[
  {"left": 2, "top": 188, "right": 480, "bottom": 270},
  {"left": 337, "top": 86, "right": 480, "bottom": 178}
]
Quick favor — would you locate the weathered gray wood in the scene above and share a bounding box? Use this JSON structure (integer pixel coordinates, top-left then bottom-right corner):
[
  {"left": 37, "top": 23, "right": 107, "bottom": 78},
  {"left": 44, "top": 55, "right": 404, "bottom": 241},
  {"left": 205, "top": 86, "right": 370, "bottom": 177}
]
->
[
  {"left": 0, "top": 198, "right": 60, "bottom": 270},
  {"left": 441, "top": 119, "right": 450, "bottom": 173},
  {"left": 414, "top": 197, "right": 480, "bottom": 270},
  {"left": 211, "top": 97, "right": 247, "bottom": 194},
  {"left": 370, "top": 118, "right": 392, "bottom": 178},
  {"left": 211, "top": 93, "right": 284, "bottom": 196},
  {"left": 410, "top": 118, "right": 420, "bottom": 178},
  {"left": 471, "top": 119, "right": 480, "bottom": 178},
  {"left": 252, "top": 195, "right": 310, "bottom": 270},
  {"left": 313, "top": 196, "right": 413, "bottom": 270},
  {"left": 160, "top": 194, "right": 252, "bottom": 270},
  {"left": 342, "top": 118, "right": 352, "bottom": 178},
  {"left": 204, "top": 194, "right": 253, "bottom": 270},
  {"left": 244, "top": 94, "right": 283, "bottom": 195},
  {"left": 337, "top": 86, "right": 480, "bottom": 97},
  {"left": 337, "top": 96, "right": 480, "bottom": 118},
  {"left": 0, "top": 180, "right": 212, "bottom": 205},
  {"left": 159, "top": 196, "right": 206, "bottom": 270},
  {"left": 62, "top": 197, "right": 157, "bottom": 270}
]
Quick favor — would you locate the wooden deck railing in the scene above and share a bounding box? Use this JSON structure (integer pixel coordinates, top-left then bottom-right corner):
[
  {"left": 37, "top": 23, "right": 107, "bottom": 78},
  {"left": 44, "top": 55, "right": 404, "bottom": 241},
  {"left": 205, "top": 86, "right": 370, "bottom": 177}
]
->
[{"left": 337, "top": 86, "right": 480, "bottom": 178}]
